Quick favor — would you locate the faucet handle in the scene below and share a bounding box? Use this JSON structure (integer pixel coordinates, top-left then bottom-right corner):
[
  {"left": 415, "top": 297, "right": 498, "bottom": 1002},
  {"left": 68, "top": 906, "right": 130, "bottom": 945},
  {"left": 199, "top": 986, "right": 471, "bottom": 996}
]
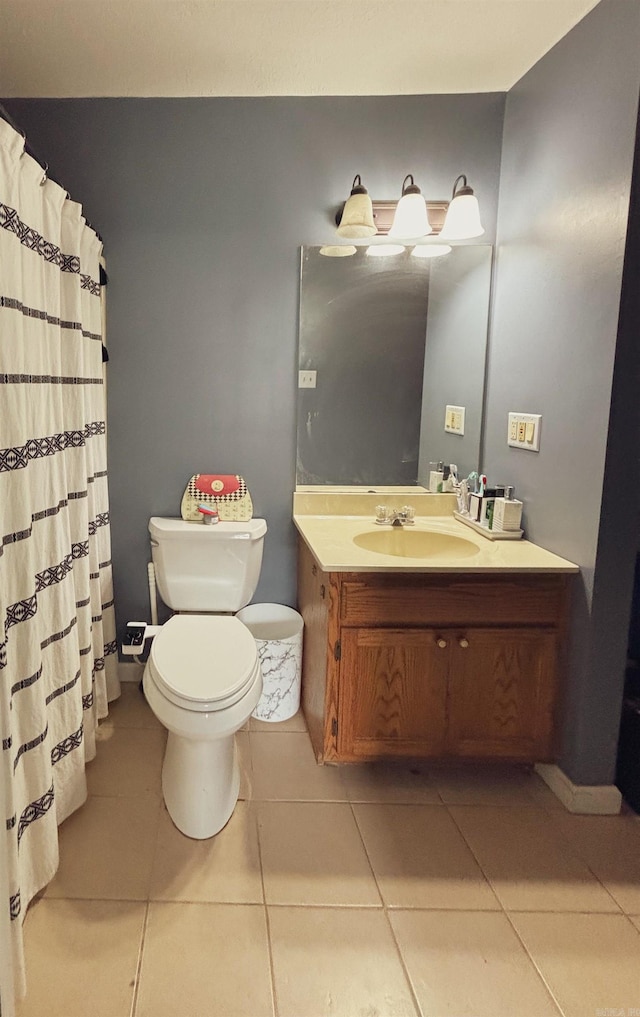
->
[
  {"left": 375, "top": 504, "right": 390, "bottom": 524},
  {"left": 401, "top": 505, "right": 415, "bottom": 523}
]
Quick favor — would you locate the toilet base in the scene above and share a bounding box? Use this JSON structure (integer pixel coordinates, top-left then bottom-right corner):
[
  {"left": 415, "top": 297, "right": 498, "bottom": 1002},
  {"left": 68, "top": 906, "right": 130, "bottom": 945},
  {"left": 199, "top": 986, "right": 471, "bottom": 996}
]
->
[
  {"left": 162, "top": 730, "right": 240, "bottom": 839},
  {"left": 142, "top": 648, "right": 262, "bottom": 840}
]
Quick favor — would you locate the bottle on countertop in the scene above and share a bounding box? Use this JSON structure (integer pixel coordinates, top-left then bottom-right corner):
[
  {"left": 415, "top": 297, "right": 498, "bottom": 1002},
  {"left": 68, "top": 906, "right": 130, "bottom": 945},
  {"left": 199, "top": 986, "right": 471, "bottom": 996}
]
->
[
  {"left": 469, "top": 484, "right": 504, "bottom": 527},
  {"left": 492, "top": 485, "right": 523, "bottom": 532},
  {"left": 442, "top": 463, "right": 459, "bottom": 493},
  {"left": 428, "top": 460, "right": 445, "bottom": 493}
]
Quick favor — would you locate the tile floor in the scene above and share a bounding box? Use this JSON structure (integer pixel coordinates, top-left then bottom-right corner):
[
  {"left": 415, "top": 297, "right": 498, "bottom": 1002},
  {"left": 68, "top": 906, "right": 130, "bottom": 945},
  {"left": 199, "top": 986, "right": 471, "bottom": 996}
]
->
[{"left": 16, "top": 682, "right": 640, "bottom": 1017}]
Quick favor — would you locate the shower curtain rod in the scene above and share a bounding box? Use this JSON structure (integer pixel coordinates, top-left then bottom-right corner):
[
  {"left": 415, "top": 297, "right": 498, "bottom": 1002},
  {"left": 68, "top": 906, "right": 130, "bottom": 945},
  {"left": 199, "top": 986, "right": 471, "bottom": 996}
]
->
[{"left": 0, "top": 102, "right": 103, "bottom": 242}]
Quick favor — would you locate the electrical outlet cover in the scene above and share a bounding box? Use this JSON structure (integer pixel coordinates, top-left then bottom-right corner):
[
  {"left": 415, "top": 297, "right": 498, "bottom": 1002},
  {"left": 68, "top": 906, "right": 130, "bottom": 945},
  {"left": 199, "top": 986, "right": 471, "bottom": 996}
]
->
[
  {"left": 444, "top": 404, "right": 465, "bottom": 436},
  {"left": 507, "top": 412, "right": 541, "bottom": 452}
]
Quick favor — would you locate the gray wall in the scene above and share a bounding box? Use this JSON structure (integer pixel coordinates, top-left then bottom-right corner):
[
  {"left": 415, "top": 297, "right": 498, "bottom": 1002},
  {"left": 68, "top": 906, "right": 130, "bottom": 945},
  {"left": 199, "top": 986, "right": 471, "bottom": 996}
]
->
[
  {"left": 4, "top": 95, "right": 505, "bottom": 642},
  {"left": 484, "top": 0, "right": 640, "bottom": 783},
  {"left": 418, "top": 245, "right": 493, "bottom": 482}
]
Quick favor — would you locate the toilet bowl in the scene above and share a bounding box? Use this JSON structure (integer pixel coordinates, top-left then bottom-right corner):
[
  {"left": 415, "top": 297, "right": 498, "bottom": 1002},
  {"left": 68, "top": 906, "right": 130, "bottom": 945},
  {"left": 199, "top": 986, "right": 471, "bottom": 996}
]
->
[{"left": 143, "top": 614, "right": 262, "bottom": 839}]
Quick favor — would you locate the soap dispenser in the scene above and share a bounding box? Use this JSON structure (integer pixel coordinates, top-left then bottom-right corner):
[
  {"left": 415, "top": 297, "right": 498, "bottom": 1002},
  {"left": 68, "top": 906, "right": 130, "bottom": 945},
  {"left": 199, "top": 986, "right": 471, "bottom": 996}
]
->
[
  {"left": 492, "top": 486, "right": 523, "bottom": 532},
  {"left": 428, "top": 461, "right": 445, "bottom": 493}
]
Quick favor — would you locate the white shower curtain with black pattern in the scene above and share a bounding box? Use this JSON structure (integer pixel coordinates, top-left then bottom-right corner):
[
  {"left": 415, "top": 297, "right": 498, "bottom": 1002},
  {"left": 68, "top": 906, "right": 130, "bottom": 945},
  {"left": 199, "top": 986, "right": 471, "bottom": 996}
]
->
[{"left": 0, "top": 117, "right": 119, "bottom": 993}]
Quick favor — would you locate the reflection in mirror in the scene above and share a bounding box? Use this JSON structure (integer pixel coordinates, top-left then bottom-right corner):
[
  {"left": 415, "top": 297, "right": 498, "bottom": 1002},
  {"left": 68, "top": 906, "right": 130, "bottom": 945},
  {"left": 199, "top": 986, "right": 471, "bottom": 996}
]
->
[{"left": 296, "top": 244, "right": 492, "bottom": 488}]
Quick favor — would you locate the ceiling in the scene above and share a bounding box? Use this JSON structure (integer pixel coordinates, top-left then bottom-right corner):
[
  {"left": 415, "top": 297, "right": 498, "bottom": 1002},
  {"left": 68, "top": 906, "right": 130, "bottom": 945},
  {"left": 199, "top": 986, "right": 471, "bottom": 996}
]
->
[{"left": 0, "top": 0, "right": 601, "bottom": 98}]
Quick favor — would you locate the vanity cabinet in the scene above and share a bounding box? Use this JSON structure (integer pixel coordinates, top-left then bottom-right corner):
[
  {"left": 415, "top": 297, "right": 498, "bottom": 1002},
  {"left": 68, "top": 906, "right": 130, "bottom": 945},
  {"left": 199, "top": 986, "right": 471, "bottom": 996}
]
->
[{"left": 297, "top": 538, "right": 569, "bottom": 764}]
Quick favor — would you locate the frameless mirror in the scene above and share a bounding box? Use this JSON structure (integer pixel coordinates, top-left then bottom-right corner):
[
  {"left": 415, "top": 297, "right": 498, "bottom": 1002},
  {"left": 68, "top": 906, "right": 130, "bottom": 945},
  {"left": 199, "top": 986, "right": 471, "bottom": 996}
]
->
[{"left": 296, "top": 244, "right": 493, "bottom": 487}]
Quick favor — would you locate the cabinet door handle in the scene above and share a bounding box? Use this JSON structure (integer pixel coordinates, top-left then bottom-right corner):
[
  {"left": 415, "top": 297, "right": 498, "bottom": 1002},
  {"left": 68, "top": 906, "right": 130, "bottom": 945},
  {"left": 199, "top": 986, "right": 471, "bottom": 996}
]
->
[
  {"left": 436, "top": 638, "right": 448, "bottom": 649},
  {"left": 458, "top": 637, "right": 469, "bottom": 649}
]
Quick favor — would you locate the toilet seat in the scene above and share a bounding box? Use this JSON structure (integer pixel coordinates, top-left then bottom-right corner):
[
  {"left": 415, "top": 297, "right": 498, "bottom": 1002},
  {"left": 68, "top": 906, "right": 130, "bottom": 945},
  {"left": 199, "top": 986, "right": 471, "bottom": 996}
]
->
[{"left": 148, "top": 614, "right": 260, "bottom": 713}]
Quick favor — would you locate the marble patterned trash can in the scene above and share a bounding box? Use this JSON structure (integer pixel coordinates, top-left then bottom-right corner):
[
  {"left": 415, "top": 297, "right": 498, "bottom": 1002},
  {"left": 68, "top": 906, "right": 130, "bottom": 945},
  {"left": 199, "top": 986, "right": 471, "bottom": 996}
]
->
[{"left": 237, "top": 604, "right": 304, "bottom": 722}]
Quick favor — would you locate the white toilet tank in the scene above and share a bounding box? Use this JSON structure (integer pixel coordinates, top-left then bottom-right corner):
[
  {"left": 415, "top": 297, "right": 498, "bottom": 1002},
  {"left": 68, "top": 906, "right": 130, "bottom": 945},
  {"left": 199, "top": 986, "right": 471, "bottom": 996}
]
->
[{"left": 149, "top": 517, "right": 267, "bottom": 612}]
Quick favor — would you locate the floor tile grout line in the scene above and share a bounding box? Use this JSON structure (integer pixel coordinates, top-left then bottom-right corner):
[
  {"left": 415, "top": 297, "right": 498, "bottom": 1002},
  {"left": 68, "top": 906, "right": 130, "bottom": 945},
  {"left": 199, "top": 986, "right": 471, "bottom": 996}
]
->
[
  {"left": 501, "top": 910, "right": 566, "bottom": 1017},
  {"left": 261, "top": 906, "right": 279, "bottom": 1017},
  {"left": 118, "top": 898, "right": 640, "bottom": 916},
  {"left": 43, "top": 894, "right": 633, "bottom": 915},
  {"left": 499, "top": 905, "right": 634, "bottom": 915},
  {"left": 447, "top": 800, "right": 627, "bottom": 915},
  {"left": 248, "top": 795, "right": 366, "bottom": 803},
  {"left": 347, "top": 793, "right": 506, "bottom": 1017},
  {"left": 347, "top": 799, "right": 387, "bottom": 908},
  {"left": 442, "top": 801, "right": 510, "bottom": 912},
  {"left": 253, "top": 798, "right": 383, "bottom": 912},
  {"left": 129, "top": 900, "right": 150, "bottom": 1017},
  {"left": 143, "top": 795, "right": 165, "bottom": 906},
  {"left": 101, "top": 724, "right": 163, "bottom": 731},
  {"left": 246, "top": 789, "right": 573, "bottom": 807},
  {"left": 263, "top": 902, "right": 385, "bottom": 913},
  {"left": 625, "top": 914, "right": 640, "bottom": 936},
  {"left": 83, "top": 793, "right": 163, "bottom": 800},
  {"left": 531, "top": 810, "right": 628, "bottom": 915},
  {"left": 436, "top": 799, "right": 561, "bottom": 809},
  {"left": 444, "top": 801, "right": 629, "bottom": 918},
  {"left": 268, "top": 903, "right": 411, "bottom": 914},
  {"left": 253, "top": 796, "right": 280, "bottom": 1017},
  {"left": 239, "top": 726, "right": 255, "bottom": 803},
  {"left": 380, "top": 907, "right": 425, "bottom": 1017}
]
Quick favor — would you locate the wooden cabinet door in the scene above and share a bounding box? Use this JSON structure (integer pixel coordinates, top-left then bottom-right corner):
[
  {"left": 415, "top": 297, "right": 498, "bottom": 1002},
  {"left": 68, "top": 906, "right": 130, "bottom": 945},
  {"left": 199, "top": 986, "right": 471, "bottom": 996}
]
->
[
  {"left": 446, "top": 628, "right": 559, "bottom": 759},
  {"left": 337, "top": 628, "right": 449, "bottom": 759}
]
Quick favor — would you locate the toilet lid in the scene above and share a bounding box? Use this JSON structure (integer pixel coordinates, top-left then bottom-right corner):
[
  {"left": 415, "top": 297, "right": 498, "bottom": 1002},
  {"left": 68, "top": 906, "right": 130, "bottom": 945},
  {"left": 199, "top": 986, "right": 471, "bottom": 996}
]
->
[{"left": 149, "top": 615, "right": 258, "bottom": 706}]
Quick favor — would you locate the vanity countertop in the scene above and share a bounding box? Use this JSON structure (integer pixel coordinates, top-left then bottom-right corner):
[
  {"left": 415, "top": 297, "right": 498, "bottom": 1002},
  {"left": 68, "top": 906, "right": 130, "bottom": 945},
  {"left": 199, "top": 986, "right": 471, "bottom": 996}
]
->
[{"left": 293, "top": 495, "right": 579, "bottom": 574}]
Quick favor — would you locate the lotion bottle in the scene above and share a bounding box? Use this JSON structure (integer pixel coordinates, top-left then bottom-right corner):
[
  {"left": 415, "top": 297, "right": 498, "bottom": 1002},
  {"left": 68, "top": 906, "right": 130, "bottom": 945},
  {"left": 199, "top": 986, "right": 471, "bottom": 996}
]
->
[
  {"left": 493, "top": 486, "right": 523, "bottom": 532},
  {"left": 428, "top": 461, "right": 444, "bottom": 493}
]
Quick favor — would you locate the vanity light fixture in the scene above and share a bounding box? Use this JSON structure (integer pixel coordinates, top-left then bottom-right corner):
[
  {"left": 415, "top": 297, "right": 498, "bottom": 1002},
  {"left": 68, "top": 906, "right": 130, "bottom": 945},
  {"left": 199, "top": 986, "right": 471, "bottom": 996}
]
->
[
  {"left": 411, "top": 244, "right": 452, "bottom": 259},
  {"left": 333, "top": 172, "right": 483, "bottom": 240},
  {"left": 389, "top": 174, "right": 432, "bottom": 240},
  {"left": 439, "top": 174, "right": 485, "bottom": 240},
  {"left": 335, "top": 175, "right": 376, "bottom": 238}
]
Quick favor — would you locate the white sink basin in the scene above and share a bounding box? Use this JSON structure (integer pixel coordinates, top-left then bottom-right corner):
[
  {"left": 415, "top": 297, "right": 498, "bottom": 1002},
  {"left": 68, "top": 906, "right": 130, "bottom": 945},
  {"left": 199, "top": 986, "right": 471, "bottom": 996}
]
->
[{"left": 353, "top": 527, "right": 480, "bottom": 560}]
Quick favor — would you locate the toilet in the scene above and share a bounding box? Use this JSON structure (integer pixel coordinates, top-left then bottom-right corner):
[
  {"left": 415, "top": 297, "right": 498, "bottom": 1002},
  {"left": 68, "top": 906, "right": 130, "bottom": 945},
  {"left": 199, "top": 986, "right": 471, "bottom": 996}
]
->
[{"left": 142, "top": 516, "right": 267, "bottom": 839}]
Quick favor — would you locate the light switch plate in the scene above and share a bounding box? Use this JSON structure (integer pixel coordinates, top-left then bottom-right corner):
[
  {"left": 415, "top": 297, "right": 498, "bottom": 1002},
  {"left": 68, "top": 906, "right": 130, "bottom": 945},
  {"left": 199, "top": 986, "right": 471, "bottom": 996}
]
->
[
  {"left": 444, "top": 404, "right": 465, "bottom": 435},
  {"left": 508, "top": 412, "right": 541, "bottom": 451},
  {"left": 298, "top": 370, "right": 317, "bottom": 389}
]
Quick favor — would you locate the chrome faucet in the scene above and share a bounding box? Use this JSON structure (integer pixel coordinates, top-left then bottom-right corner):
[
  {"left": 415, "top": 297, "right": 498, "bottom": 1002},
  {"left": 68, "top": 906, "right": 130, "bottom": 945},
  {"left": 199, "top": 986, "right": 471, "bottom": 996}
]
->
[
  {"left": 375, "top": 505, "right": 415, "bottom": 526},
  {"left": 391, "top": 506, "right": 416, "bottom": 526}
]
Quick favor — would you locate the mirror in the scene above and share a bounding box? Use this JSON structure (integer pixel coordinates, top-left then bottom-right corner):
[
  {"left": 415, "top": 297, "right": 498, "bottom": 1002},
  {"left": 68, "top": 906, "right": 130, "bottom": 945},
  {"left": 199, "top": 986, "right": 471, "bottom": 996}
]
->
[{"left": 296, "top": 244, "right": 492, "bottom": 487}]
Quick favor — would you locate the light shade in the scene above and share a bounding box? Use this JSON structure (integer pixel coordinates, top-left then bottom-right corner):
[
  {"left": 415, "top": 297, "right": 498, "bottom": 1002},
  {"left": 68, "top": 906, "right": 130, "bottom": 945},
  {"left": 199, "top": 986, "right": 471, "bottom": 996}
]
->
[
  {"left": 336, "top": 175, "right": 376, "bottom": 238},
  {"left": 440, "top": 174, "right": 484, "bottom": 240},
  {"left": 389, "top": 174, "right": 432, "bottom": 239}
]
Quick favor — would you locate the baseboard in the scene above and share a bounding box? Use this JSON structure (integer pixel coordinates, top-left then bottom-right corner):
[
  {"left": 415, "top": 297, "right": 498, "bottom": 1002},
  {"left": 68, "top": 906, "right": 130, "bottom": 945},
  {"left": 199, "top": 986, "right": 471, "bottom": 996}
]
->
[
  {"left": 534, "top": 763, "right": 622, "bottom": 814},
  {"left": 118, "top": 660, "right": 145, "bottom": 684}
]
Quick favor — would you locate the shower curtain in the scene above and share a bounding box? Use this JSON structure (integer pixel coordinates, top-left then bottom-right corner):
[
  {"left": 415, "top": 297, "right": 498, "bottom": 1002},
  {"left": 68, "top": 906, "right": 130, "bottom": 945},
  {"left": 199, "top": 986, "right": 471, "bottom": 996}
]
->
[{"left": 0, "top": 117, "right": 119, "bottom": 993}]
